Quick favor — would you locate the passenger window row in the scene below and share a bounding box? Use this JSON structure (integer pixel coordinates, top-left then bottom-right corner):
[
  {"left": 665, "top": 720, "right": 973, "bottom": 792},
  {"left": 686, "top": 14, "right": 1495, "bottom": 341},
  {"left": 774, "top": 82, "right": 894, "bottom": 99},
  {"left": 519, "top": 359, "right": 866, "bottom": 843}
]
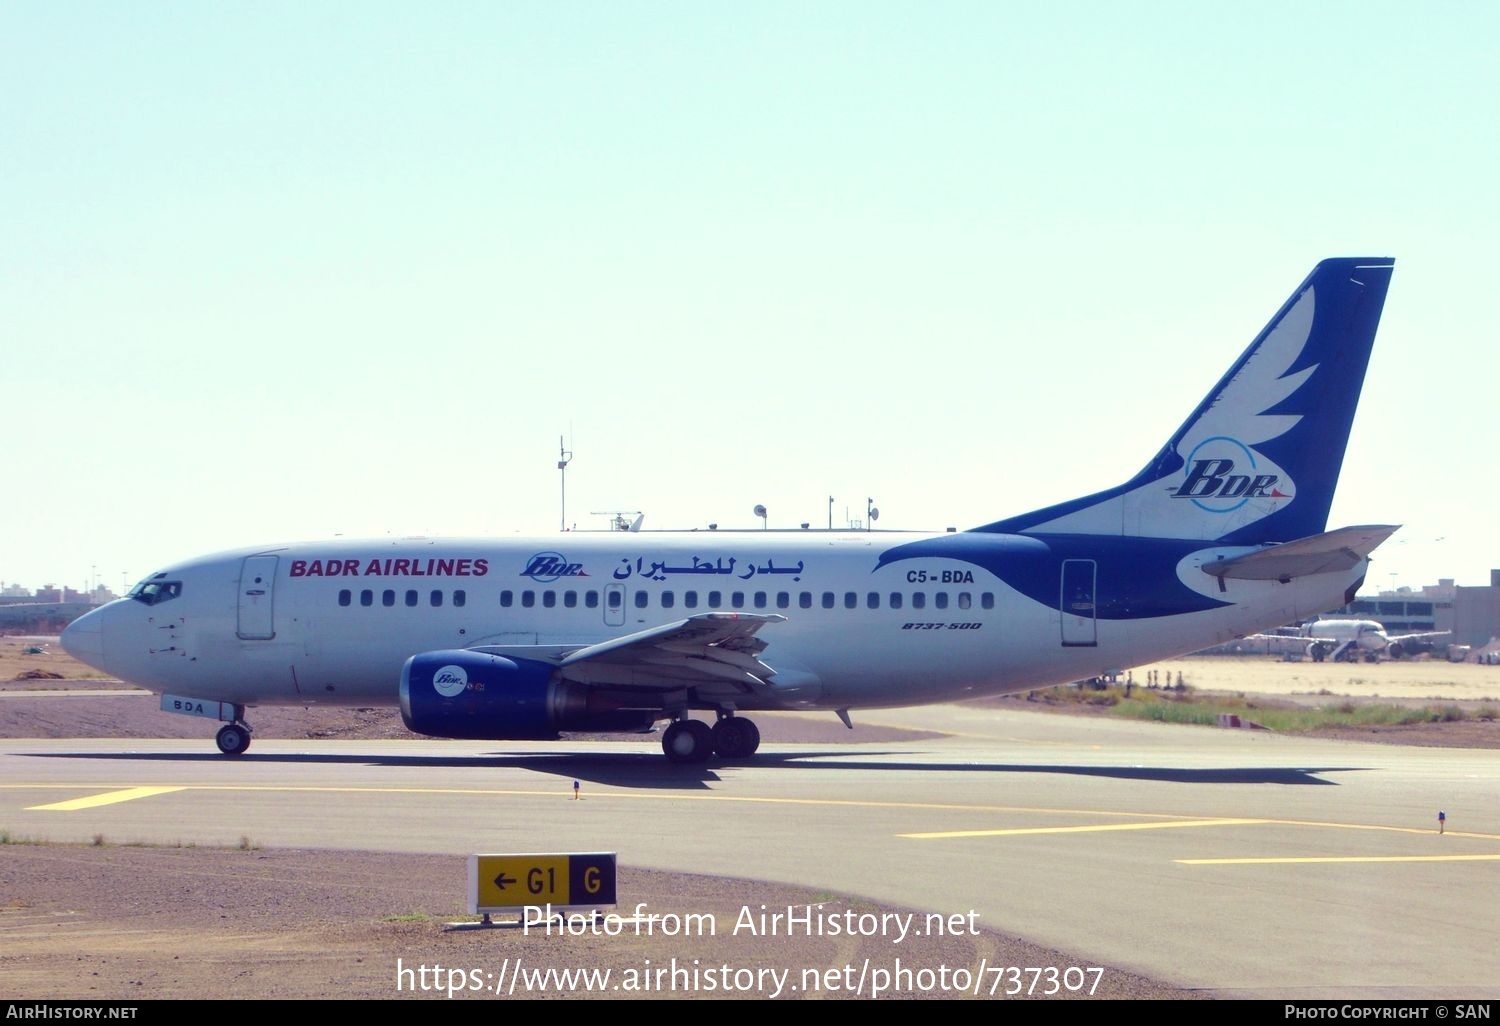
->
[
  {"left": 335, "top": 588, "right": 995, "bottom": 611},
  {"left": 338, "top": 589, "right": 468, "bottom": 608}
]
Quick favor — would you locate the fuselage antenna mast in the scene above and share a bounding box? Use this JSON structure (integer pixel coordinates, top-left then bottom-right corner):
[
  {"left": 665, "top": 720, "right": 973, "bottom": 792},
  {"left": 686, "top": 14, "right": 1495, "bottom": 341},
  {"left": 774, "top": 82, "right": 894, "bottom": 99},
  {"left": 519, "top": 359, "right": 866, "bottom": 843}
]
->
[{"left": 558, "top": 436, "right": 573, "bottom": 532}]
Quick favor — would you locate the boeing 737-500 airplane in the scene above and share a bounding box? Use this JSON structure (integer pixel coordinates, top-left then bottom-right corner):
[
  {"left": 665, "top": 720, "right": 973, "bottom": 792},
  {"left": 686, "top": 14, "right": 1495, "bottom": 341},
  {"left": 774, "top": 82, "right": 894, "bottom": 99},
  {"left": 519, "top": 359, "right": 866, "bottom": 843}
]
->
[{"left": 62, "top": 257, "right": 1398, "bottom": 763}]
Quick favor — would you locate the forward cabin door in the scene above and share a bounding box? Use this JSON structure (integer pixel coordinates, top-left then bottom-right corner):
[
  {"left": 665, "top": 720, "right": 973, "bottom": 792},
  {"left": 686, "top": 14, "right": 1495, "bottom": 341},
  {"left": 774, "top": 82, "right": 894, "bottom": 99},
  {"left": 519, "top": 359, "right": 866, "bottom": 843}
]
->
[
  {"left": 1060, "top": 559, "right": 1097, "bottom": 647},
  {"left": 237, "top": 556, "right": 279, "bottom": 640}
]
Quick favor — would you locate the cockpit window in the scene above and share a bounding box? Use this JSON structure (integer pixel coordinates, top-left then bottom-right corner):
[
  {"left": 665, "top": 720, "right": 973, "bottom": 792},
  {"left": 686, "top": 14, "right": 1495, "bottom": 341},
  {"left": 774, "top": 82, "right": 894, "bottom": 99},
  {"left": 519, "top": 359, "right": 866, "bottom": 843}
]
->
[{"left": 129, "top": 580, "right": 183, "bottom": 606}]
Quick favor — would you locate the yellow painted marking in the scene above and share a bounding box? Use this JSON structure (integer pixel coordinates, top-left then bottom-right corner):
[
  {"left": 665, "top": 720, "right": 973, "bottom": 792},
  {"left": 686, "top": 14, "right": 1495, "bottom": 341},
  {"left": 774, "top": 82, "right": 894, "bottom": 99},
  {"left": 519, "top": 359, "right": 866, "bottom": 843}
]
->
[
  {"left": 6, "top": 784, "right": 1500, "bottom": 845},
  {"left": 902, "top": 818, "right": 1266, "bottom": 839},
  {"left": 1, "top": 783, "right": 1203, "bottom": 821},
  {"left": 27, "top": 786, "right": 186, "bottom": 811},
  {"left": 1179, "top": 854, "right": 1500, "bottom": 865}
]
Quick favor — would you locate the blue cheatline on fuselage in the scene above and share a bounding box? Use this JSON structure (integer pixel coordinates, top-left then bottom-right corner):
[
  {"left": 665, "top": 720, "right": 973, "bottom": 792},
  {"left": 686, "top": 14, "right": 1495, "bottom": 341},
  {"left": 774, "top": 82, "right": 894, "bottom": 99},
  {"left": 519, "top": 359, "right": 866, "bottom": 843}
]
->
[{"left": 874, "top": 533, "right": 1230, "bottom": 620}]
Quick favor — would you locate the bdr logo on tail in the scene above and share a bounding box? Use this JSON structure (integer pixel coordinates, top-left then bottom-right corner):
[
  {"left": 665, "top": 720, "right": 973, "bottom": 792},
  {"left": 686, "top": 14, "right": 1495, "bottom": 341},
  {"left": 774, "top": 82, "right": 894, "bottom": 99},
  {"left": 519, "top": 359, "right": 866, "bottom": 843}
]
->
[{"left": 1173, "top": 437, "right": 1292, "bottom": 512}]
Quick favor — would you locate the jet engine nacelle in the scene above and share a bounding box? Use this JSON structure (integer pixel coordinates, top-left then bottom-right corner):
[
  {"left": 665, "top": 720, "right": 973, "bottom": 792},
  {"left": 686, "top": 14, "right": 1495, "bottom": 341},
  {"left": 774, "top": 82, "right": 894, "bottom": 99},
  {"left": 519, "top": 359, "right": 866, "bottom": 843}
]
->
[{"left": 400, "top": 650, "right": 658, "bottom": 739}]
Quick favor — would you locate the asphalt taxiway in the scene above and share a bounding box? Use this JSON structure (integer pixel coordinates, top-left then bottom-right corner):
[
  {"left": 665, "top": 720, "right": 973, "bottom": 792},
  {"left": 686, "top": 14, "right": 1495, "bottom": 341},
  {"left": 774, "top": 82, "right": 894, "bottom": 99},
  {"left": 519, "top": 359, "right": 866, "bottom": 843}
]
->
[{"left": 3, "top": 704, "right": 1497, "bottom": 999}]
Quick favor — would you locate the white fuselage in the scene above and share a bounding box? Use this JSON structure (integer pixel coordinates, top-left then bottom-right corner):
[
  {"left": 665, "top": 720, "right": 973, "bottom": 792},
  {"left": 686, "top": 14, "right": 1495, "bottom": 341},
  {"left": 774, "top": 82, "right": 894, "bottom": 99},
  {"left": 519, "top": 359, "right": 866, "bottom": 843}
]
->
[
  {"left": 1307, "top": 619, "right": 1393, "bottom": 653},
  {"left": 65, "top": 530, "right": 1368, "bottom": 716}
]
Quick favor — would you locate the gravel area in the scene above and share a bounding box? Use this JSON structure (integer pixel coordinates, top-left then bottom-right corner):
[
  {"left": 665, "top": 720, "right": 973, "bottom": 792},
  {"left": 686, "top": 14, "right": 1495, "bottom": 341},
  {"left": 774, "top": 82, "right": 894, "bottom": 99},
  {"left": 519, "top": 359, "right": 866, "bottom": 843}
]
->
[{"left": 0, "top": 845, "right": 1193, "bottom": 1000}]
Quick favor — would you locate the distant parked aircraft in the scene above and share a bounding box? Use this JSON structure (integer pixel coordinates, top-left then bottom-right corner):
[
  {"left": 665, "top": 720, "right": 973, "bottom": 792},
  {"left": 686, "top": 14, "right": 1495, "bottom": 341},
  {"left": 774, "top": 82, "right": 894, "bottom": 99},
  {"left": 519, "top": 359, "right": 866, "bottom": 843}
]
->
[{"left": 1250, "top": 618, "right": 1450, "bottom": 662}]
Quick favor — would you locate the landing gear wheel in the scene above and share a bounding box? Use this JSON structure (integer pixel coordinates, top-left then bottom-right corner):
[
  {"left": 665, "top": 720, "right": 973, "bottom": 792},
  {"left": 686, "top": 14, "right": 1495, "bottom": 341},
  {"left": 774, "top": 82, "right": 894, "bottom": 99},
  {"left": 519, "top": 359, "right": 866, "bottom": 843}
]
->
[
  {"left": 216, "top": 723, "right": 252, "bottom": 757},
  {"left": 711, "top": 717, "right": 761, "bottom": 759},
  {"left": 662, "top": 719, "right": 714, "bottom": 764}
]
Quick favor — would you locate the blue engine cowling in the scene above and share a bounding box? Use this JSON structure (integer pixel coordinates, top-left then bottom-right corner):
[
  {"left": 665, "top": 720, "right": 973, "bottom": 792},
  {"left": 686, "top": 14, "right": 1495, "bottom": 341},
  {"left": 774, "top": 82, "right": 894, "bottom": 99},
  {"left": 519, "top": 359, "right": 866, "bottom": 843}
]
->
[{"left": 400, "top": 650, "right": 659, "bottom": 739}]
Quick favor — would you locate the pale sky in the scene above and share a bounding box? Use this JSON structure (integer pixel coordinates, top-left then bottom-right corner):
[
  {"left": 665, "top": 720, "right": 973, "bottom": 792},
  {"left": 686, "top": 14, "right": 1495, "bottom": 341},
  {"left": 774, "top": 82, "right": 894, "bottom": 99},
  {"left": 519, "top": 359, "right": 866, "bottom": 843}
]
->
[{"left": 4, "top": 2, "right": 1496, "bottom": 596}]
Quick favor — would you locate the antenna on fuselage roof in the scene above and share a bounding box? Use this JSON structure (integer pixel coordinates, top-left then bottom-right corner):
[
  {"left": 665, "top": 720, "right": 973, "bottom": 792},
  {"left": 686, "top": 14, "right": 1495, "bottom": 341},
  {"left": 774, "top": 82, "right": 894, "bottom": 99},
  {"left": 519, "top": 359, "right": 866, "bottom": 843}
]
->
[
  {"left": 557, "top": 435, "right": 574, "bottom": 532},
  {"left": 591, "top": 510, "right": 644, "bottom": 532}
]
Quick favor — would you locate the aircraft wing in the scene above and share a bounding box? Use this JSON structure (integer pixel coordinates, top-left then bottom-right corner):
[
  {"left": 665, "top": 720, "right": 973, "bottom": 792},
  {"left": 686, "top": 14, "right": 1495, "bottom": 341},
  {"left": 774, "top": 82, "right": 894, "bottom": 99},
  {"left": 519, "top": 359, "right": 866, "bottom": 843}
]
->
[
  {"left": 1201, "top": 525, "right": 1400, "bottom": 583},
  {"left": 1389, "top": 630, "right": 1452, "bottom": 643},
  {"left": 472, "top": 612, "right": 788, "bottom": 693},
  {"left": 1245, "top": 631, "right": 1338, "bottom": 644}
]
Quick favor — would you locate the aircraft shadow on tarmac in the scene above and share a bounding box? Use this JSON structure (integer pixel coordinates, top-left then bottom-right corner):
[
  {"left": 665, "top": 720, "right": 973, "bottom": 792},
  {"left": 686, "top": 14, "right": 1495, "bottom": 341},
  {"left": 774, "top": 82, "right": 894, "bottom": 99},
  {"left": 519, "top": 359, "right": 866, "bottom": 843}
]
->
[{"left": 31, "top": 749, "right": 1362, "bottom": 789}]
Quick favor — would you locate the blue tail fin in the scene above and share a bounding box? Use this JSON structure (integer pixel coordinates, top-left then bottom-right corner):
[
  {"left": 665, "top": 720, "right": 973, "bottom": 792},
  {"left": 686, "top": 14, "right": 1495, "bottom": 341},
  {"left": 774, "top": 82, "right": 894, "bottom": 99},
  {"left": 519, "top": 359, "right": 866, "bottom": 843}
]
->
[{"left": 975, "top": 257, "right": 1394, "bottom": 544}]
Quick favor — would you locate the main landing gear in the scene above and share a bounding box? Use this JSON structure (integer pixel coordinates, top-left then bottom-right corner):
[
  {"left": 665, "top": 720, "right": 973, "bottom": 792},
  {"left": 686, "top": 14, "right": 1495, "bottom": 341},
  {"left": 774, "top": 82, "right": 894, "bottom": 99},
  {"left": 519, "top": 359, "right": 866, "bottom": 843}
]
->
[
  {"left": 215, "top": 720, "right": 253, "bottom": 756},
  {"left": 660, "top": 713, "right": 762, "bottom": 764}
]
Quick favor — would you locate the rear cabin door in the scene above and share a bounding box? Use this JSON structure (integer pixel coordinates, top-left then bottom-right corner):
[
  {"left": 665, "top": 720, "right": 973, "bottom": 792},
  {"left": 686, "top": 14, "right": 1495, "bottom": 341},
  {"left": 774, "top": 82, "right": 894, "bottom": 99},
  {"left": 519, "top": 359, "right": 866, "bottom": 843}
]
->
[{"left": 1060, "top": 559, "right": 1097, "bottom": 647}]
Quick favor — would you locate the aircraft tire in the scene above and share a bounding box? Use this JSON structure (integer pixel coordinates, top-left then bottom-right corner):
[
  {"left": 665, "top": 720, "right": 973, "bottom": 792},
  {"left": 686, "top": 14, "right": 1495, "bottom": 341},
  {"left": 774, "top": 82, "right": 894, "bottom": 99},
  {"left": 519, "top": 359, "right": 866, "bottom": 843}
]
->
[
  {"left": 711, "top": 717, "right": 761, "bottom": 759},
  {"left": 662, "top": 719, "right": 713, "bottom": 764},
  {"left": 216, "top": 724, "right": 252, "bottom": 757}
]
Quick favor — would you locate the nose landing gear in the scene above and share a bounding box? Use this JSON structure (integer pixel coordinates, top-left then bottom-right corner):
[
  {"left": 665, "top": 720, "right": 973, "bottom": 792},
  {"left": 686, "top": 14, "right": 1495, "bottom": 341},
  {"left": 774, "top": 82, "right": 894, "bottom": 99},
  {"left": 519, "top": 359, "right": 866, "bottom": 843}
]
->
[{"left": 215, "top": 720, "right": 252, "bottom": 756}]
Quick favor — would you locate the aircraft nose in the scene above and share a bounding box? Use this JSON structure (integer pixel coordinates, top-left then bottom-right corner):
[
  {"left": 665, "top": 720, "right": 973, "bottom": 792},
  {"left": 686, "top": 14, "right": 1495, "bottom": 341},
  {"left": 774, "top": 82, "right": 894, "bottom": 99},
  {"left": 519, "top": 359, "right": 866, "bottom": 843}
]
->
[{"left": 61, "top": 606, "right": 108, "bottom": 670}]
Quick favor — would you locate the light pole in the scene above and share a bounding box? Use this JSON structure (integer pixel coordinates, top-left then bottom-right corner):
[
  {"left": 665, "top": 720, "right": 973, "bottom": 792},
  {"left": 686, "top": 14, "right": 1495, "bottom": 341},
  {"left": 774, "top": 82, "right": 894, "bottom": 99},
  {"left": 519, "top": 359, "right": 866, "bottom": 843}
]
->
[{"left": 557, "top": 436, "right": 573, "bottom": 532}]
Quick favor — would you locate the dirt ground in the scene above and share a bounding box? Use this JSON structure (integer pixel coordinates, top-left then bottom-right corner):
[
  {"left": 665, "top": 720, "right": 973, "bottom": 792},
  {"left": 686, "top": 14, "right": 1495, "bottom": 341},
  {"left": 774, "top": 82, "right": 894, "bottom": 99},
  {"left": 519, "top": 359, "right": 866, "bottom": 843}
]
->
[
  {"left": 996, "top": 654, "right": 1500, "bottom": 750},
  {"left": 0, "top": 845, "right": 1195, "bottom": 1001},
  {"left": 3, "top": 639, "right": 1494, "bottom": 1001}
]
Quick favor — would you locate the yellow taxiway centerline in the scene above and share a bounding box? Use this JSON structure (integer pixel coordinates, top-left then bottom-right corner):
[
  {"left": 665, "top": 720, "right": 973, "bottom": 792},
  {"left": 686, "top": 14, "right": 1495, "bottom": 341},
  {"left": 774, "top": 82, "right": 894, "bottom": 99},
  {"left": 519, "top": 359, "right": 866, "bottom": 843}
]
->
[
  {"left": 28, "top": 786, "right": 188, "bottom": 811},
  {"left": 1179, "top": 854, "right": 1500, "bottom": 865},
  {"left": 9, "top": 784, "right": 1500, "bottom": 847},
  {"left": 2, "top": 783, "right": 1209, "bottom": 821},
  {"left": 900, "top": 818, "right": 1266, "bottom": 839}
]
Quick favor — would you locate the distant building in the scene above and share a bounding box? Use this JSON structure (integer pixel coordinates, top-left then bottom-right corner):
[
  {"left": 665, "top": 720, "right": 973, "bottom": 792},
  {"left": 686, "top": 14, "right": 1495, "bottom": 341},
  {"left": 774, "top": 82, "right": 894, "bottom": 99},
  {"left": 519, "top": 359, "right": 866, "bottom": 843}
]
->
[
  {"left": 1324, "top": 569, "right": 1500, "bottom": 649},
  {"left": 0, "top": 580, "right": 113, "bottom": 634},
  {"left": 1327, "top": 595, "right": 1438, "bottom": 635},
  {"left": 0, "top": 584, "right": 114, "bottom": 609},
  {"left": 0, "top": 601, "right": 95, "bottom": 634},
  {"left": 1452, "top": 570, "right": 1500, "bottom": 649}
]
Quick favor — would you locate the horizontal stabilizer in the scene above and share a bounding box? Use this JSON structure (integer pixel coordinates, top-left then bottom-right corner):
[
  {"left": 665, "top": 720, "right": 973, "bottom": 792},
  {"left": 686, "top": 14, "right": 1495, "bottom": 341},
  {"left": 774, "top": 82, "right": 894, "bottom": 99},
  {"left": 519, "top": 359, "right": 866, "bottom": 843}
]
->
[{"left": 1201, "top": 525, "right": 1399, "bottom": 583}]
